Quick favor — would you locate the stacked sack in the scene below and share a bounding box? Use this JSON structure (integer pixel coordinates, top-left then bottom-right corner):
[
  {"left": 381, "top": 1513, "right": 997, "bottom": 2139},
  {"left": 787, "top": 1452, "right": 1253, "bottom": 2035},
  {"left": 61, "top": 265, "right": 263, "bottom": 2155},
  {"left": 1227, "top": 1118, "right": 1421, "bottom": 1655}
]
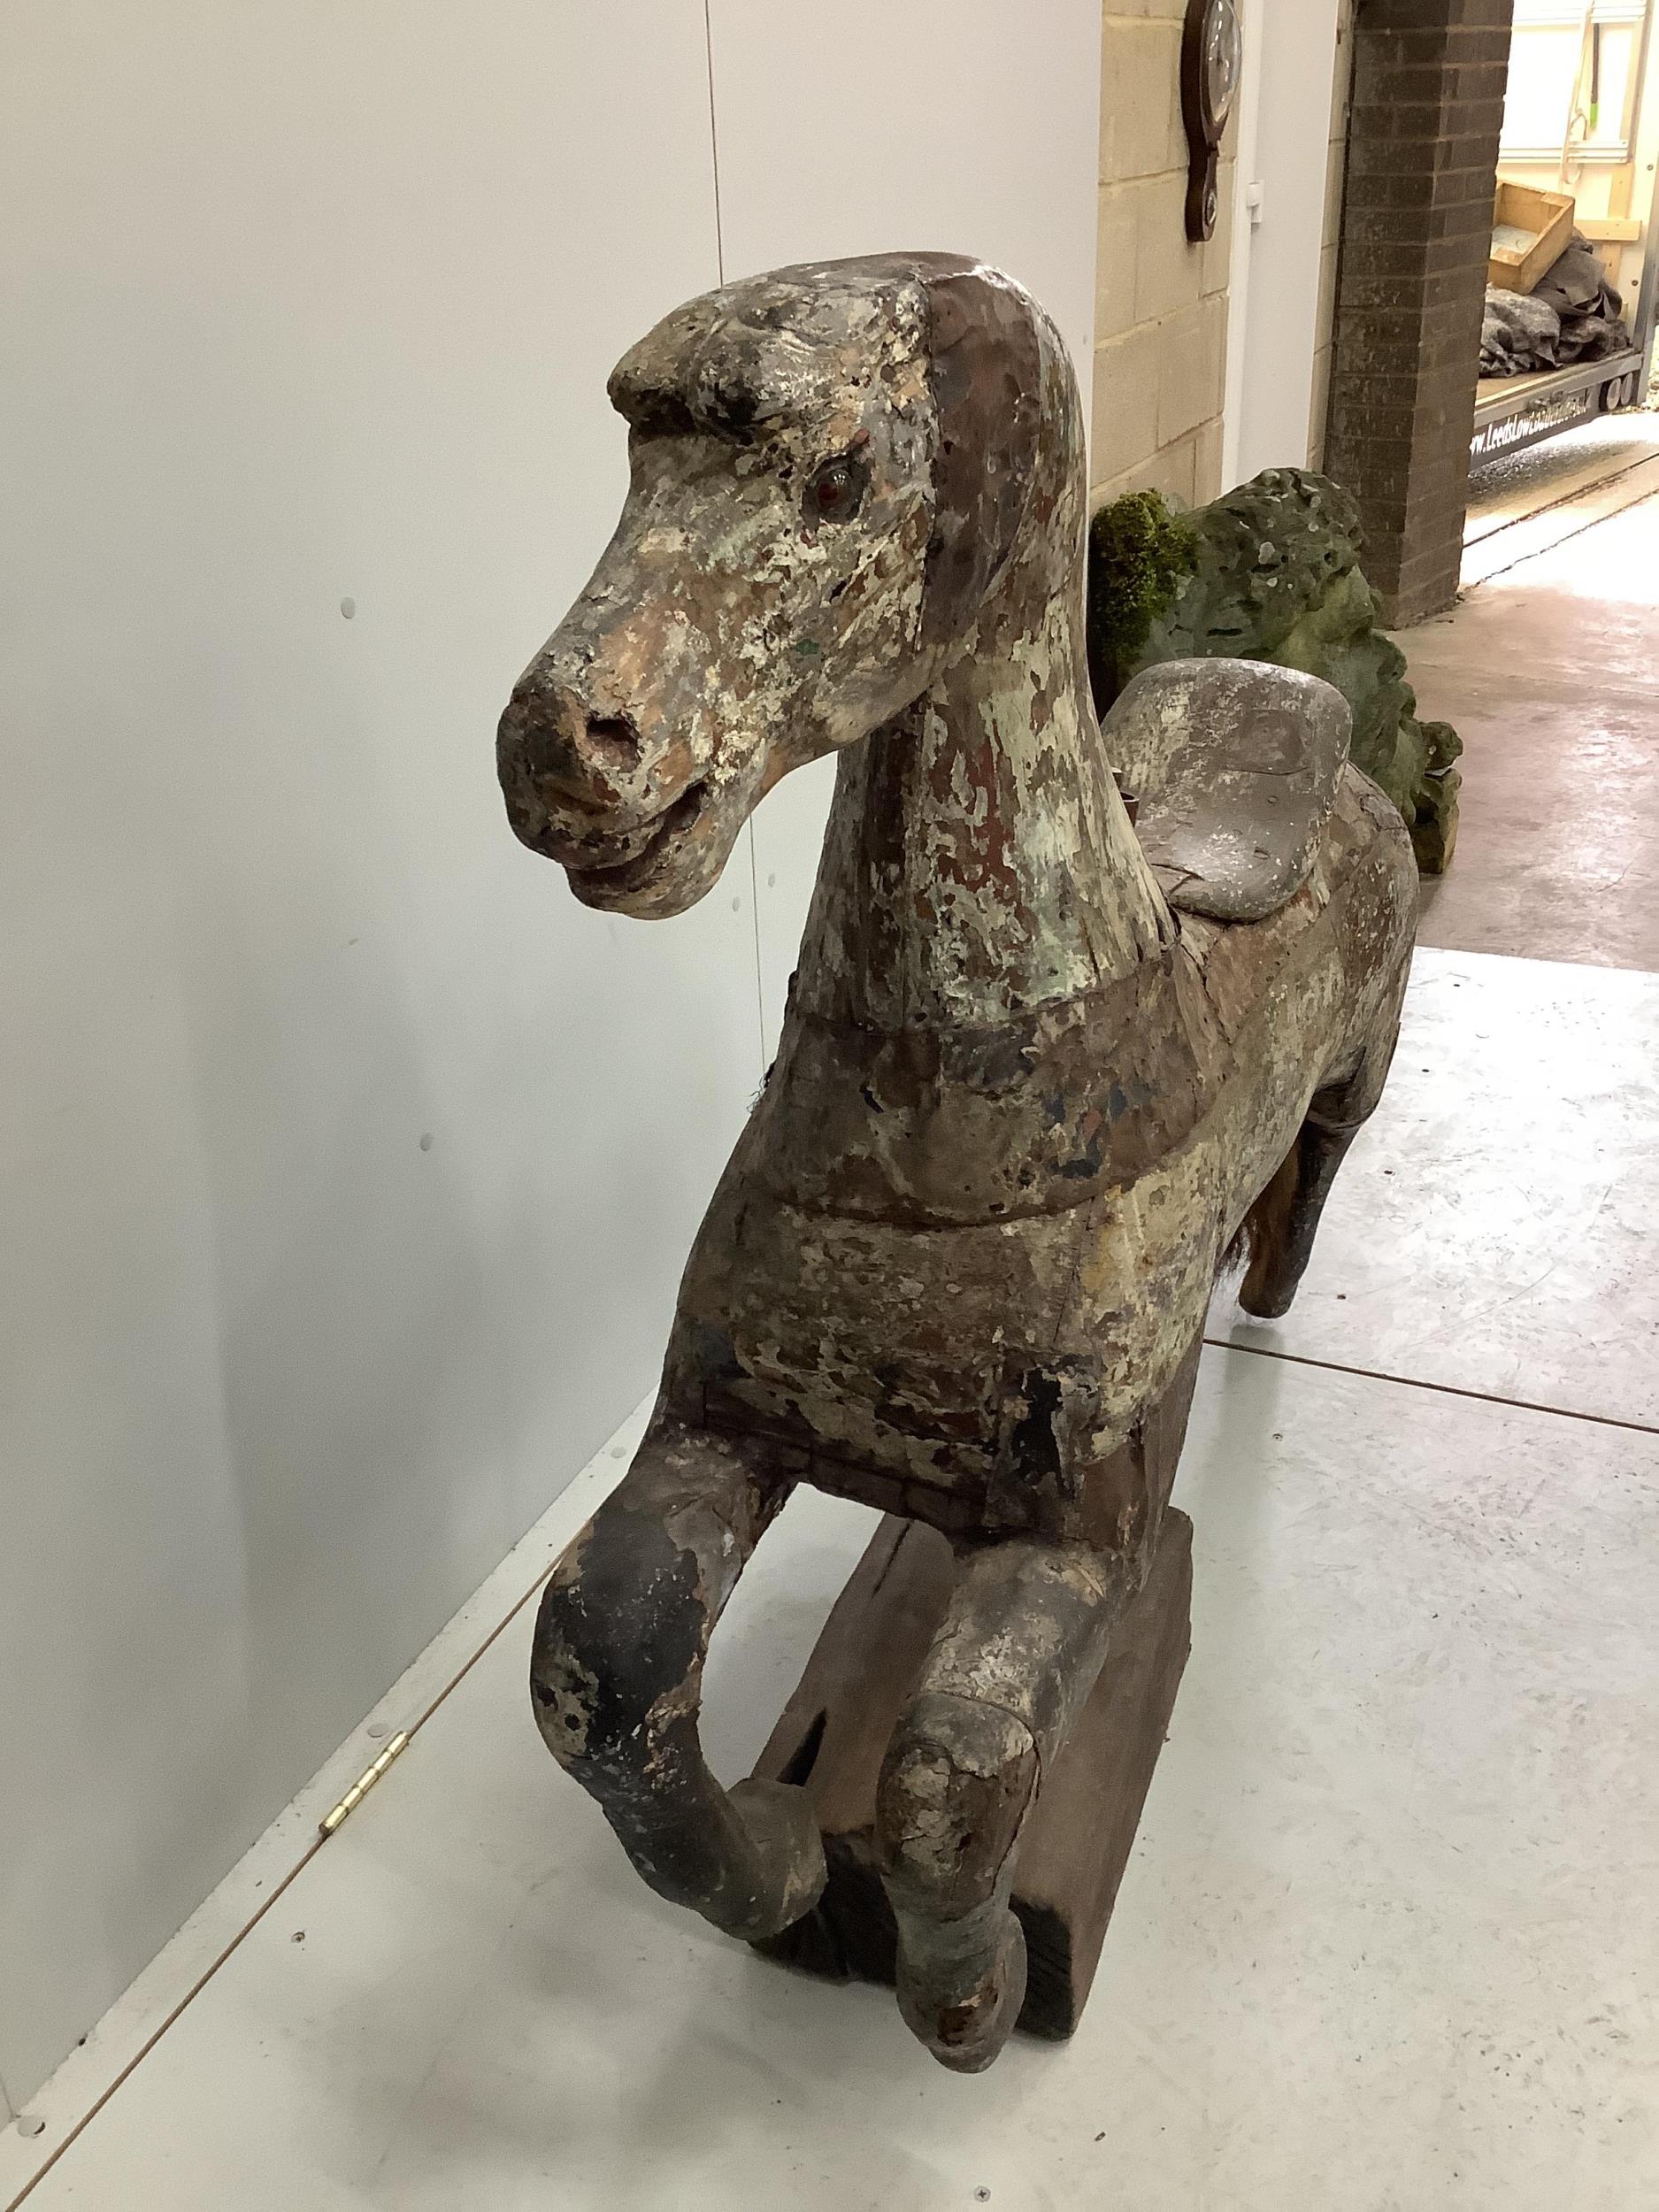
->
[{"left": 1480, "top": 231, "right": 1630, "bottom": 376}]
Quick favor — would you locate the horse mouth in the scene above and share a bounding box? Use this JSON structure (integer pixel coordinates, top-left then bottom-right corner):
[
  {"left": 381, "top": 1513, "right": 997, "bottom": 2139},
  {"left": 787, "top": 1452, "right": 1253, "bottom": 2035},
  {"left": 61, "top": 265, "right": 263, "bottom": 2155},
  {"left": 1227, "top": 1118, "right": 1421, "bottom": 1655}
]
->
[{"left": 561, "top": 781, "right": 707, "bottom": 903}]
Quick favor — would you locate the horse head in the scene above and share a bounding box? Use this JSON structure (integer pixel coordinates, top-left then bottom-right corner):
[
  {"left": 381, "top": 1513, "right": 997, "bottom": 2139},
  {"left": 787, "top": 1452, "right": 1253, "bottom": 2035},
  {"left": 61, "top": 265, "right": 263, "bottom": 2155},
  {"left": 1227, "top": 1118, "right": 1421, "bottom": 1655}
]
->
[{"left": 496, "top": 252, "right": 1051, "bottom": 918}]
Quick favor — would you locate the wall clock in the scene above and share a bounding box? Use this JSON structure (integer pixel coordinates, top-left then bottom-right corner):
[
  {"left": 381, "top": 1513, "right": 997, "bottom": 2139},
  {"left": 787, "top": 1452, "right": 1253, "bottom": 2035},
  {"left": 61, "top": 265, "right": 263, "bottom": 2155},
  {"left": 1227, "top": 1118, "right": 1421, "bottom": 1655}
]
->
[{"left": 1181, "top": 0, "right": 1242, "bottom": 242}]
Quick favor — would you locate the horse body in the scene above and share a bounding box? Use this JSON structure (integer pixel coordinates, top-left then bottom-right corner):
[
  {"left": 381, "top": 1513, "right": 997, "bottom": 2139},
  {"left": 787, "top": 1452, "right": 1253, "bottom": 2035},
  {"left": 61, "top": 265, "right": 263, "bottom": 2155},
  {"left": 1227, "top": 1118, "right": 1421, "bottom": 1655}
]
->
[
  {"left": 672, "top": 766, "right": 1411, "bottom": 1554},
  {"left": 497, "top": 252, "right": 1416, "bottom": 2071}
]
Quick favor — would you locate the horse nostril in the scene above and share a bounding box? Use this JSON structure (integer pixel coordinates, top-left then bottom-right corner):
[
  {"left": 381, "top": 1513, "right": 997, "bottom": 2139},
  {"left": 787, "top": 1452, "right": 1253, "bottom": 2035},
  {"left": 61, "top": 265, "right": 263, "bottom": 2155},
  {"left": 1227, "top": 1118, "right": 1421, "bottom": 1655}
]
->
[{"left": 581, "top": 714, "right": 643, "bottom": 773}]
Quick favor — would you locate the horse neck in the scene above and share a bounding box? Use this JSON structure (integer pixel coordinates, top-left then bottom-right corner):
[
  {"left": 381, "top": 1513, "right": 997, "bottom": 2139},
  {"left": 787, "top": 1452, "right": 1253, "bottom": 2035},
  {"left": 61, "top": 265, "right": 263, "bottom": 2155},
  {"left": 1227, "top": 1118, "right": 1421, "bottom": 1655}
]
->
[{"left": 790, "top": 543, "right": 1172, "bottom": 1034}]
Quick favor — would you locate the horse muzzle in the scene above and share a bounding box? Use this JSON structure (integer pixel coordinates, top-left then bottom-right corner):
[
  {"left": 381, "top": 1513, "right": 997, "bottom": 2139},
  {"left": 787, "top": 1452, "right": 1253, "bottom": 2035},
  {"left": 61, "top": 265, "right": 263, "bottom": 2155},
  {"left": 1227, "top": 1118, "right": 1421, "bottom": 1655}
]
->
[{"left": 497, "top": 687, "right": 729, "bottom": 918}]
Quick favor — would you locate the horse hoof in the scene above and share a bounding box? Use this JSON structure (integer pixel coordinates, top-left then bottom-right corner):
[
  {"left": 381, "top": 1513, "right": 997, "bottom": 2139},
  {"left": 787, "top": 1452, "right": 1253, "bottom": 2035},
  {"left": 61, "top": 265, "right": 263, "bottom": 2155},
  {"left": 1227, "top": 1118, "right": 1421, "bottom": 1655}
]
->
[
  {"left": 721, "top": 1778, "right": 827, "bottom": 1940},
  {"left": 899, "top": 1909, "right": 1028, "bottom": 2074},
  {"left": 1239, "top": 1282, "right": 1296, "bottom": 1319}
]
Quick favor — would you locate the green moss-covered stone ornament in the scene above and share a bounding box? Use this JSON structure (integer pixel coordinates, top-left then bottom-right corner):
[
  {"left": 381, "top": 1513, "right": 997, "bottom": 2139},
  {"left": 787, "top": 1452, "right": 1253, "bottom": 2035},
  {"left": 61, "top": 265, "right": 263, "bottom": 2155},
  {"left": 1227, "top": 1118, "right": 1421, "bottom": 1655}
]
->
[
  {"left": 1086, "top": 469, "right": 1461, "bottom": 872},
  {"left": 1083, "top": 490, "right": 1199, "bottom": 705}
]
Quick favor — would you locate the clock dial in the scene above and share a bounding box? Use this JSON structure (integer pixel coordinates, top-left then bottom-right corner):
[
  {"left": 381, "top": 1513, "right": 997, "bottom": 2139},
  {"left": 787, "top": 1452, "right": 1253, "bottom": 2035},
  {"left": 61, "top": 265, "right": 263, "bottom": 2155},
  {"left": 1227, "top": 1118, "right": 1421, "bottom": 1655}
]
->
[
  {"left": 1205, "top": 0, "right": 1241, "bottom": 128},
  {"left": 1181, "top": 0, "right": 1240, "bottom": 241}
]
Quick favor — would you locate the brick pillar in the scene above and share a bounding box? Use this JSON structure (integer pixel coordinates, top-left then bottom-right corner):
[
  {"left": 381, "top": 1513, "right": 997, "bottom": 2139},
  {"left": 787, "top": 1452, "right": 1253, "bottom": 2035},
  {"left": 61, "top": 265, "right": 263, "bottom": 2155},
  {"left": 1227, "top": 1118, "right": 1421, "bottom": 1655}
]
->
[{"left": 1324, "top": 0, "right": 1514, "bottom": 625}]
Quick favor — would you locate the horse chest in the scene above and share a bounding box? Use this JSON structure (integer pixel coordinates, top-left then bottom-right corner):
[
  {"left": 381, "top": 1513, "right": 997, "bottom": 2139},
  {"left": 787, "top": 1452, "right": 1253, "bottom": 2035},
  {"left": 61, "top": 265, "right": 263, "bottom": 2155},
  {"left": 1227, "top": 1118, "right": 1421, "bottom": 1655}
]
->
[
  {"left": 664, "top": 948, "right": 1231, "bottom": 1502},
  {"left": 747, "top": 945, "right": 1225, "bottom": 1227},
  {"left": 668, "top": 866, "right": 1381, "bottom": 1517}
]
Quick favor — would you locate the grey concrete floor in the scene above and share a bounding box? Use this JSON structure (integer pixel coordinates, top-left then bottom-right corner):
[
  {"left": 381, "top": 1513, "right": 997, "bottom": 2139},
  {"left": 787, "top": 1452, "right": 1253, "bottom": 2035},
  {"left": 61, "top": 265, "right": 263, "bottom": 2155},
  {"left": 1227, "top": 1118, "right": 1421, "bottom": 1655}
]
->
[
  {"left": 12, "top": 946, "right": 1659, "bottom": 2212},
  {"left": 1402, "top": 414, "right": 1659, "bottom": 973}
]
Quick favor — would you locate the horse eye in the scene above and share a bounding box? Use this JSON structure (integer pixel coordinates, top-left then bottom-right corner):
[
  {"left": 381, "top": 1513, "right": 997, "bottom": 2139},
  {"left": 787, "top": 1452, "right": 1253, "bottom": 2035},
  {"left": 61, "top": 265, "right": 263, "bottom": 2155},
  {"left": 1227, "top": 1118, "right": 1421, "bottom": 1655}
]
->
[{"left": 803, "top": 452, "right": 866, "bottom": 527}]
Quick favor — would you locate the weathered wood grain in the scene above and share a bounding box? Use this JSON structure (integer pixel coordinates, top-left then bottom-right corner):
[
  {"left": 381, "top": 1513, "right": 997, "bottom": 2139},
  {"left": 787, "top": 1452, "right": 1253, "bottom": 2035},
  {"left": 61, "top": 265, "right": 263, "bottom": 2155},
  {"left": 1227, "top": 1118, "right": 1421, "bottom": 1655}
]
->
[
  {"left": 497, "top": 252, "right": 1418, "bottom": 2070},
  {"left": 752, "top": 1509, "right": 1194, "bottom": 2042}
]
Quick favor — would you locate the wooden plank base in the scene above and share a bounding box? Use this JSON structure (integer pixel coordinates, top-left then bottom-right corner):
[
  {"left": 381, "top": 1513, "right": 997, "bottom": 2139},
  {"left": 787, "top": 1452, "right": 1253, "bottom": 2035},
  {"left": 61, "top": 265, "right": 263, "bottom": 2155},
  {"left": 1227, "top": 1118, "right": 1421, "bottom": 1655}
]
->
[{"left": 750, "top": 1509, "right": 1194, "bottom": 2040}]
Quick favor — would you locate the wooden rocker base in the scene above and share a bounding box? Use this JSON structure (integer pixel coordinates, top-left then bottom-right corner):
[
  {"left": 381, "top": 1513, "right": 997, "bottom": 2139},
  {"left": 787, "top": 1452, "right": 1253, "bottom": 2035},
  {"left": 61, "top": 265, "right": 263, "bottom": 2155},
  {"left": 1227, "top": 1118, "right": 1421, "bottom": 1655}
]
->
[{"left": 749, "top": 1508, "right": 1194, "bottom": 2041}]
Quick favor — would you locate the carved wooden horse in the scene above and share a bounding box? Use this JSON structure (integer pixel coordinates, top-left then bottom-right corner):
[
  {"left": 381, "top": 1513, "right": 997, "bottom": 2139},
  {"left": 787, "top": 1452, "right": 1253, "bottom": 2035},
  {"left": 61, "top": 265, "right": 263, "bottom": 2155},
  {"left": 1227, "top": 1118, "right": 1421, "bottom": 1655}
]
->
[{"left": 497, "top": 254, "right": 1417, "bottom": 2072}]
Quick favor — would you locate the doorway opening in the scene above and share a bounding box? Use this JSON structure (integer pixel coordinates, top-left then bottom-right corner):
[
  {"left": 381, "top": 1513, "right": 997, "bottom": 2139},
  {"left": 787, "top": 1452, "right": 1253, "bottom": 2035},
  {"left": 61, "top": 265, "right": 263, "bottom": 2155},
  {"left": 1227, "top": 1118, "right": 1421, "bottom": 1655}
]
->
[{"left": 1464, "top": 0, "right": 1659, "bottom": 565}]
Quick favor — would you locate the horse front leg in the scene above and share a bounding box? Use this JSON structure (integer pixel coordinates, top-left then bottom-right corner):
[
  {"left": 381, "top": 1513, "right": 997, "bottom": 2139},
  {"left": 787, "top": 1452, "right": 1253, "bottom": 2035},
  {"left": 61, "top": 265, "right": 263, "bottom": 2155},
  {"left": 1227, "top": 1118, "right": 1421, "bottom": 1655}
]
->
[
  {"left": 874, "top": 1538, "right": 1134, "bottom": 2072},
  {"left": 531, "top": 1408, "right": 826, "bottom": 1941}
]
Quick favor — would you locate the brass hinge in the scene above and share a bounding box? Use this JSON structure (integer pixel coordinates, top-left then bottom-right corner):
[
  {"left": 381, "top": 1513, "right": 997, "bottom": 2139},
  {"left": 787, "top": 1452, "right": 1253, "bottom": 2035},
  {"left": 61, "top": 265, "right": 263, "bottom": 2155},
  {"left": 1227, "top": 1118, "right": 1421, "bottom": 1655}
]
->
[{"left": 319, "top": 1732, "right": 410, "bottom": 1838}]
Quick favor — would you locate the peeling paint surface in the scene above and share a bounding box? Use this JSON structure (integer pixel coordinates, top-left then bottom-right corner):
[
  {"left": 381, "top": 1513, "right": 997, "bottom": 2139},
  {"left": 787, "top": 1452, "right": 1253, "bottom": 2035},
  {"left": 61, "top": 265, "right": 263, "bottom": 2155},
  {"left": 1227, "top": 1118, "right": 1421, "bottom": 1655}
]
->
[{"left": 503, "top": 254, "right": 1419, "bottom": 2071}]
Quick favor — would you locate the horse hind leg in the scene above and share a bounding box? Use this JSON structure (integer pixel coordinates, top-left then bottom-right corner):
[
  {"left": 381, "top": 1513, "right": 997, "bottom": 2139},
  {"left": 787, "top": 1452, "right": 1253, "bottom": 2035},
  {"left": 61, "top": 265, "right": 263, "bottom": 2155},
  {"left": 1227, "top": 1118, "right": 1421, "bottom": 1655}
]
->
[
  {"left": 1236, "top": 974, "right": 1407, "bottom": 1320},
  {"left": 530, "top": 1408, "right": 826, "bottom": 1941},
  {"left": 874, "top": 1539, "right": 1133, "bottom": 2072}
]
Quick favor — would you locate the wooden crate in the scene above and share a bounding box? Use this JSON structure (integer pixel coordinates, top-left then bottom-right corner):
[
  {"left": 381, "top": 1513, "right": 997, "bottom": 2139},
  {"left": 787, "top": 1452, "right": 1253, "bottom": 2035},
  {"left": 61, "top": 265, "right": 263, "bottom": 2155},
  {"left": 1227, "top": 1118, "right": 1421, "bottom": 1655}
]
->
[{"left": 1489, "top": 181, "right": 1575, "bottom": 295}]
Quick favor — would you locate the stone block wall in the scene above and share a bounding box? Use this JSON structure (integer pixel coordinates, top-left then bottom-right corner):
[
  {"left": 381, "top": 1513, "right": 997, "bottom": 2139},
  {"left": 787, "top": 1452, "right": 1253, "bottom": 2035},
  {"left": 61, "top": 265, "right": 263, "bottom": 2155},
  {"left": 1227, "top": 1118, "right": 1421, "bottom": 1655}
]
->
[
  {"left": 1090, "top": 3, "right": 1235, "bottom": 508},
  {"left": 1322, "top": 0, "right": 1515, "bottom": 623}
]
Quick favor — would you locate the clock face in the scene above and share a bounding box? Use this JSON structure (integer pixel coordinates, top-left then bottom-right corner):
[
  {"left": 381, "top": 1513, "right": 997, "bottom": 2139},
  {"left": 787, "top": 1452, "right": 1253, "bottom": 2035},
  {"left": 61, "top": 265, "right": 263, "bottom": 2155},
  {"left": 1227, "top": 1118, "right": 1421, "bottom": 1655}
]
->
[
  {"left": 1181, "top": 0, "right": 1240, "bottom": 240},
  {"left": 1204, "top": 0, "right": 1241, "bottom": 129}
]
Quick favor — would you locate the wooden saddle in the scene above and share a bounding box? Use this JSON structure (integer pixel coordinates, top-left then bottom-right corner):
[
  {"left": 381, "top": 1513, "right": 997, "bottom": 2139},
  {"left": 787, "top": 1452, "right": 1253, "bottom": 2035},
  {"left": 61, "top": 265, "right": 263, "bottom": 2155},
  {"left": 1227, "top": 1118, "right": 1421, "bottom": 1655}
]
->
[{"left": 1105, "top": 657, "right": 1353, "bottom": 923}]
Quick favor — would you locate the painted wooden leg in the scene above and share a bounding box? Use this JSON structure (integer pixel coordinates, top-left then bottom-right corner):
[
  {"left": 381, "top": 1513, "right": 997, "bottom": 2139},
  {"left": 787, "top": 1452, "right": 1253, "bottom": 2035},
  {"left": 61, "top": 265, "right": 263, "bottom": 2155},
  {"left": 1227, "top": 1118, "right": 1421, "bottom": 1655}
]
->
[
  {"left": 874, "top": 1539, "right": 1134, "bottom": 2072},
  {"left": 530, "top": 1407, "right": 826, "bottom": 1942},
  {"left": 1238, "top": 968, "right": 1409, "bottom": 1320},
  {"left": 1237, "top": 1109, "right": 1361, "bottom": 1319}
]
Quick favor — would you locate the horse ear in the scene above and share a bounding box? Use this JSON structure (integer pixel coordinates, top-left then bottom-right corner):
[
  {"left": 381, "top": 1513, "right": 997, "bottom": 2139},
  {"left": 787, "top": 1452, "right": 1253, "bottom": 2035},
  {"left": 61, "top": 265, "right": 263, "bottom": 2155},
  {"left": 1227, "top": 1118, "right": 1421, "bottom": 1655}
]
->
[{"left": 918, "top": 269, "right": 1042, "bottom": 646}]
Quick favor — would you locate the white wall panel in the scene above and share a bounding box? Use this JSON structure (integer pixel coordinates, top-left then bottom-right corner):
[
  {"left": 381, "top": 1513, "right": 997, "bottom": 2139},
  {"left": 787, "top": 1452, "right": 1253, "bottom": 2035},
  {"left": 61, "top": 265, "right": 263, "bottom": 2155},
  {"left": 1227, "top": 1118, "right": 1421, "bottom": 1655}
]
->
[
  {"left": 2, "top": 0, "right": 1106, "bottom": 2111},
  {"left": 1224, "top": 0, "right": 1342, "bottom": 484},
  {"left": 0, "top": 0, "right": 734, "bottom": 2106},
  {"left": 707, "top": 0, "right": 1104, "bottom": 1053}
]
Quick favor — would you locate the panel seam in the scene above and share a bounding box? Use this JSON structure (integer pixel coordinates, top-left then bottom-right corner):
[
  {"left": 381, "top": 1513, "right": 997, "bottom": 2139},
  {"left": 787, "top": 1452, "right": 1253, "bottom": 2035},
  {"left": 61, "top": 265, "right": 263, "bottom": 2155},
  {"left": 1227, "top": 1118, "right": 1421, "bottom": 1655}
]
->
[
  {"left": 702, "top": 0, "right": 726, "bottom": 285},
  {"left": 1207, "top": 1335, "right": 1659, "bottom": 1440},
  {"left": 703, "top": 0, "right": 767, "bottom": 1069},
  {"left": 1, "top": 1553, "right": 563, "bottom": 2210}
]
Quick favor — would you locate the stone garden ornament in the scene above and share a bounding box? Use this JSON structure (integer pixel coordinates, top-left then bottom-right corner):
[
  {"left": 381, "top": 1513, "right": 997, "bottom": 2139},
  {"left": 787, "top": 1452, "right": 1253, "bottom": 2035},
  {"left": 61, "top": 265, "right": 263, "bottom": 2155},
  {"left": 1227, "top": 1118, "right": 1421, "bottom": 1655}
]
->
[
  {"left": 1086, "top": 470, "right": 1464, "bottom": 871},
  {"left": 497, "top": 254, "right": 1417, "bottom": 2073}
]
